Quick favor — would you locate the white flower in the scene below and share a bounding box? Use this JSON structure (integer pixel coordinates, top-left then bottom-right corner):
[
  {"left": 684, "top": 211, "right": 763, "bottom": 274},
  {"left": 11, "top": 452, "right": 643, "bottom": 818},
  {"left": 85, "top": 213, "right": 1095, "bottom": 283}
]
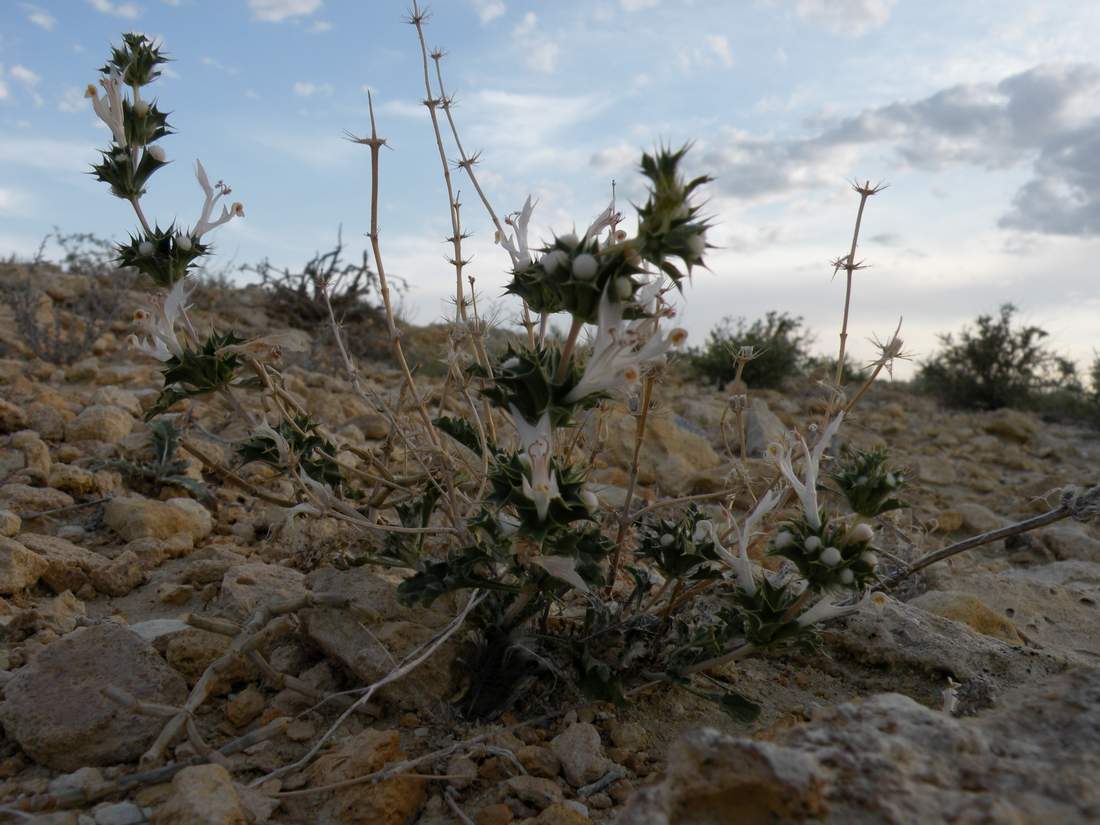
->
[
  {"left": 768, "top": 412, "right": 844, "bottom": 530},
  {"left": 796, "top": 588, "right": 875, "bottom": 628},
  {"left": 709, "top": 489, "right": 780, "bottom": 597},
  {"left": 191, "top": 159, "right": 244, "bottom": 239},
  {"left": 572, "top": 253, "right": 598, "bottom": 280},
  {"left": 147, "top": 145, "right": 166, "bottom": 163},
  {"left": 819, "top": 546, "right": 842, "bottom": 567},
  {"left": 253, "top": 421, "right": 291, "bottom": 467},
  {"left": 129, "top": 278, "right": 190, "bottom": 361},
  {"left": 583, "top": 198, "right": 620, "bottom": 245},
  {"left": 499, "top": 196, "right": 536, "bottom": 269},
  {"left": 509, "top": 406, "right": 560, "bottom": 522},
  {"left": 86, "top": 69, "right": 127, "bottom": 146},
  {"left": 563, "top": 280, "right": 686, "bottom": 404}
]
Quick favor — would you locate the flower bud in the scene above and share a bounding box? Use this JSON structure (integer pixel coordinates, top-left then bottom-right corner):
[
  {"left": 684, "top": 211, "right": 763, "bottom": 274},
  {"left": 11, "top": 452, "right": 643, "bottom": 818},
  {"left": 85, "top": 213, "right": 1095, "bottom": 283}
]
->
[
  {"left": 133, "top": 100, "right": 149, "bottom": 117},
  {"left": 859, "top": 550, "right": 878, "bottom": 569},
  {"left": 848, "top": 523, "right": 874, "bottom": 544},
  {"left": 687, "top": 231, "right": 706, "bottom": 259},
  {"left": 540, "top": 249, "right": 568, "bottom": 275},
  {"left": 558, "top": 232, "right": 578, "bottom": 247},
  {"left": 659, "top": 533, "right": 675, "bottom": 547},
  {"left": 804, "top": 536, "right": 822, "bottom": 552},
  {"left": 669, "top": 328, "right": 688, "bottom": 346},
  {"left": 580, "top": 489, "right": 599, "bottom": 512},
  {"left": 692, "top": 520, "right": 712, "bottom": 543},
  {"left": 819, "top": 546, "right": 842, "bottom": 567},
  {"left": 176, "top": 234, "right": 193, "bottom": 252},
  {"left": 138, "top": 240, "right": 154, "bottom": 256},
  {"left": 774, "top": 531, "right": 793, "bottom": 549},
  {"left": 147, "top": 145, "right": 166, "bottom": 163},
  {"left": 839, "top": 568, "right": 855, "bottom": 585},
  {"left": 614, "top": 277, "right": 633, "bottom": 300},
  {"left": 572, "top": 253, "right": 598, "bottom": 280}
]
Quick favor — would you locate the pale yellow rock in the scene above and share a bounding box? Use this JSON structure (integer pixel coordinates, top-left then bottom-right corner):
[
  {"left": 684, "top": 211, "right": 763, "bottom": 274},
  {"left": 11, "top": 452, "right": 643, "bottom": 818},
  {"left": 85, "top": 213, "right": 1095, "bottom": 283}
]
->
[
  {"left": 910, "top": 590, "right": 1022, "bottom": 645},
  {"left": 152, "top": 764, "right": 247, "bottom": 825},
  {"left": 65, "top": 404, "right": 133, "bottom": 444}
]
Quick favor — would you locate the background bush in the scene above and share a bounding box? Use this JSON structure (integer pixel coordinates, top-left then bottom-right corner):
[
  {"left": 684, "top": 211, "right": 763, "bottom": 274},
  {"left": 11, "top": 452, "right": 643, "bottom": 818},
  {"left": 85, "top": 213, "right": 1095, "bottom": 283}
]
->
[
  {"left": 918, "top": 303, "right": 1098, "bottom": 423},
  {"left": 689, "top": 311, "right": 811, "bottom": 388}
]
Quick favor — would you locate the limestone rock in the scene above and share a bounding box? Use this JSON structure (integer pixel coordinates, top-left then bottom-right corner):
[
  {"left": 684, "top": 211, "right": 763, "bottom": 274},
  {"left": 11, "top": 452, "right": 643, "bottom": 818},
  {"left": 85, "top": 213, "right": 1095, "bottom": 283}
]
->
[
  {"left": 11, "top": 431, "right": 50, "bottom": 483},
  {"left": 17, "top": 532, "right": 107, "bottom": 594},
  {"left": 219, "top": 562, "right": 306, "bottom": 619},
  {"left": 0, "top": 398, "right": 29, "bottom": 433},
  {"left": 0, "top": 508, "right": 20, "bottom": 537},
  {"left": 48, "top": 463, "right": 99, "bottom": 496},
  {"left": 306, "top": 566, "right": 447, "bottom": 627},
  {"left": 909, "top": 590, "right": 1022, "bottom": 645},
  {"left": 151, "top": 764, "right": 247, "bottom": 825},
  {"left": 955, "top": 501, "right": 1008, "bottom": 533},
  {"left": 599, "top": 410, "right": 724, "bottom": 496},
  {"left": 0, "top": 623, "right": 187, "bottom": 770},
  {"left": 503, "top": 775, "right": 564, "bottom": 809},
  {"left": 982, "top": 408, "right": 1038, "bottom": 443},
  {"left": 306, "top": 729, "right": 426, "bottom": 825},
  {"left": 618, "top": 667, "right": 1100, "bottom": 824},
  {"left": 0, "top": 536, "right": 49, "bottom": 593},
  {"left": 104, "top": 496, "right": 211, "bottom": 543},
  {"left": 66, "top": 404, "right": 134, "bottom": 444},
  {"left": 916, "top": 455, "right": 958, "bottom": 485},
  {"left": 0, "top": 483, "right": 74, "bottom": 514},
  {"left": 549, "top": 723, "right": 612, "bottom": 788},
  {"left": 743, "top": 397, "right": 788, "bottom": 458}
]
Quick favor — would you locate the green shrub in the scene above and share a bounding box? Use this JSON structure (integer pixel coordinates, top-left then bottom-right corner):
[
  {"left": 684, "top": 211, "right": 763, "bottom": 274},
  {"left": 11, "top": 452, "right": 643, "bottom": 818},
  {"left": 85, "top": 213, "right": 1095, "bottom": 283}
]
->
[
  {"left": 689, "top": 311, "right": 811, "bottom": 388},
  {"left": 918, "top": 304, "right": 1094, "bottom": 417}
]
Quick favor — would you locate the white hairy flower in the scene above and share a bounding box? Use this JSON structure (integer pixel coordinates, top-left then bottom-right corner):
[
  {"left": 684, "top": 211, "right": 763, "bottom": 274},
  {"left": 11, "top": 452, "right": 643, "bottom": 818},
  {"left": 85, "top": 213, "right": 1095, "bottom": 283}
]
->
[
  {"left": 796, "top": 588, "right": 875, "bottom": 628},
  {"left": 510, "top": 406, "right": 560, "bottom": 522},
  {"left": 563, "top": 280, "right": 686, "bottom": 404},
  {"left": 191, "top": 159, "right": 244, "bottom": 238},
  {"left": 768, "top": 412, "right": 845, "bottom": 530},
  {"left": 499, "top": 196, "right": 536, "bottom": 269},
  {"left": 710, "top": 489, "right": 782, "bottom": 597},
  {"left": 86, "top": 69, "right": 127, "bottom": 146},
  {"left": 129, "top": 278, "right": 189, "bottom": 361}
]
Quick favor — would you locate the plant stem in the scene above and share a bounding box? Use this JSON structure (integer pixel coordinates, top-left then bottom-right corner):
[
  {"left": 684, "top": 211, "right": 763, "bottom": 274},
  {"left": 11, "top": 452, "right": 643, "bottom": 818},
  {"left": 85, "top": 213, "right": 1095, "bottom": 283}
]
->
[
  {"left": 555, "top": 315, "right": 586, "bottom": 384},
  {"left": 606, "top": 375, "right": 655, "bottom": 594},
  {"left": 832, "top": 182, "right": 872, "bottom": 393}
]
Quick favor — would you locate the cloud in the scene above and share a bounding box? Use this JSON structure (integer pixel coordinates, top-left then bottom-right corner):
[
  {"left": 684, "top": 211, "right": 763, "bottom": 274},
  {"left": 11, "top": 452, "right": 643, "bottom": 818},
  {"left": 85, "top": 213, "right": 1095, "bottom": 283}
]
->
[
  {"left": 307, "top": 20, "right": 332, "bottom": 32},
  {"left": 21, "top": 4, "right": 56, "bottom": 30},
  {"left": 9, "top": 66, "right": 39, "bottom": 87},
  {"left": 0, "top": 135, "right": 94, "bottom": 174},
  {"left": 512, "top": 14, "right": 559, "bottom": 73},
  {"left": 471, "top": 0, "right": 505, "bottom": 24},
  {"left": 620, "top": 0, "right": 659, "bottom": 9},
  {"left": 87, "top": 0, "right": 140, "bottom": 18},
  {"left": 703, "top": 62, "right": 1100, "bottom": 236},
  {"left": 248, "top": 0, "right": 321, "bottom": 22},
  {"left": 787, "top": 0, "right": 896, "bottom": 36},
  {"left": 293, "top": 80, "right": 333, "bottom": 97},
  {"left": 58, "top": 87, "right": 88, "bottom": 112},
  {"left": 0, "top": 188, "right": 27, "bottom": 213},
  {"left": 705, "top": 35, "right": 733, "bottom": 68}
]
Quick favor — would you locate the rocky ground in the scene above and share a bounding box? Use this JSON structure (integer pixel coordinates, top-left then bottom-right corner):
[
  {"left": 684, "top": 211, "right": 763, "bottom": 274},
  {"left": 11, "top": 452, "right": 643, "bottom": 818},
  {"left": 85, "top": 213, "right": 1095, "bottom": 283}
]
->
[{"left": 1, "top": 266, "right": 1098, "bottom": 824}]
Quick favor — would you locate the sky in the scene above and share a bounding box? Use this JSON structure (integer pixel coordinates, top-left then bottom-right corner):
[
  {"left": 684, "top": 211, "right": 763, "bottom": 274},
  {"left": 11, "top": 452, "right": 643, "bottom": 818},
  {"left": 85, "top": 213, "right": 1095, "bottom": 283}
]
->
[{"left": 2, "top": 0, "right": 1099, "bottom": 378}]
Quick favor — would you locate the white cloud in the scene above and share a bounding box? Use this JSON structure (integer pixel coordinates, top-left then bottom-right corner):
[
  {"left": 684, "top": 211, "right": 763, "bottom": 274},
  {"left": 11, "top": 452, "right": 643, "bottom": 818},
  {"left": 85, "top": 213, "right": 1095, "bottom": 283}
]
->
[
  {"left": 87, "top": 0, "right": 141, "bottom": 19},
  {"left": 308, "top": 20, "right": 332, "bottom": 32},
  {"left": 471, "top": 0, "right": 505, "bottom": 24},
  {"left": 10, "top": 66, "right": 40, "bottom": 87},
  {"left": 59, "top": 87, "right": 88, "bottom": 112},
  {"left": 620, "top": 0, "right": 659, "bottom": 10},
  {"left": 512, "top": 14, "right": 559, "bottom": 73},
  {"left": 705, "top": 35, "right": 733, "bottom": 68},
  {"left": 22, "top": 4, "right": 57, "bottom": 30},
  {"left": 788, "top": 0, "right": 895, "bottom": 36},
  {"left": 293, "top": 81, "right": 333, "bottom": 97},
  {"left": 0, "top": 135, "right": 93, "bottom": 174},
  {"left": 248, "top": 0, "right": 322, "bottom": 22},
  {"left": 0, "top": 188, "right": 27, "bottom": 213}
]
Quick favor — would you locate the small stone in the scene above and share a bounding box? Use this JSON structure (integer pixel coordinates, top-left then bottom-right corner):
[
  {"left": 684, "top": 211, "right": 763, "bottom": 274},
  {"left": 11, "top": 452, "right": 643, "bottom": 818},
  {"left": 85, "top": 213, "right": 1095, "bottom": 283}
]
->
[
  {"left": 608, "top": 720, "right": 648, "bottom": 750},
  {"left": 307, "top": 729, "right": 426, "bottom": 824},
  {"left": 219, "top": 562, "right": 306, "bottom": 620},
  {"left": 16, "top": 532, "right": 107, "bottom": 594},
  {"left": 12, "top": 431, "right": 50, "bottom": 483},
  {"left": 476, "top": 802, "right": 515, "bottom": 825},
  {"left": 226, "top": 685, "right": 266, "bottom": 727},
  {"left": 90, "top": 549, "right": 145, "bottom": 597},
  {"left": 93, "top": 801, "right": 145, "bottom": 825},
  {"left": 447, "top": 755, "right": 478, "bottom": 790},
  {"left": 0, "top": 483, "right": 74, "bottom": 514},
  {"left": 66, "top": 405, "right": 134, "bottom": 445},
  {"left": 48, "top": 464, "right": 99, "bottom": 496},
  {"left": 0, "top": 398, "right": 29, "bottom": 433},
  {"left": 916, "top": 456, "right": 958, "bottom": 486},
  {"left": 0, "top": 536, "right": 49, "bottom": 593},
  {"left": 549, "top": 723, "right": 611, "bottom": 788},
  {"left": 982, "top": 408, "right": 1037, "bottom": 443},
  {"left": 157, "top": 583, "right": 195, "bottom": 604},
  {"left": 0, "top": 509, "right": 20, "bottom": 537},
  {"left": 956, "top": 501, "right": 1009, "bottom": 533},
  {"left": 502, "top": 775, "right": 564, "bottom": 809},
  {"left": 0, "top": 624, "right": 187, "bottom": 770},
  {"left": 518, "top": 745, "right": 561, "bottom": 779},
  {"left": 104, "top": 496, "right": 211, "bottom": 543},
  {"left": 532, "top": 804, "right": 594, "bottom": 824},
  {"left": 151, "top": 764, "right": 247, "bottom": 825},
  {"left": 285, "top": 719, "right": 316, "bottom": 742}
]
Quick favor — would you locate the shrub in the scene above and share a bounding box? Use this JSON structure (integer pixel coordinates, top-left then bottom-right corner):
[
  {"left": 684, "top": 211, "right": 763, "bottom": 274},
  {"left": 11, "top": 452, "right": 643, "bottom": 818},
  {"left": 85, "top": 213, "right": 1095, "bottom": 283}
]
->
[
  {"left": 0, "top": 232, "right": 136, "bottom": 365},
  {"left": 689, "top": 311, "right": 811, "bottom": 388},
  {"left": 917, "top": 303, "right": 1083, "bottom": 413}
]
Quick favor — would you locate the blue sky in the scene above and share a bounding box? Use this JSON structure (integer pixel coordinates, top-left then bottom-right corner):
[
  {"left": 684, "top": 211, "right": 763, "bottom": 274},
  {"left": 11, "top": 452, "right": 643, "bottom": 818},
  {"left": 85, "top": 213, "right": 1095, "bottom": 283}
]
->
[{"left": 2, "top": 0, "right": 1099, "bottom": 377}]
